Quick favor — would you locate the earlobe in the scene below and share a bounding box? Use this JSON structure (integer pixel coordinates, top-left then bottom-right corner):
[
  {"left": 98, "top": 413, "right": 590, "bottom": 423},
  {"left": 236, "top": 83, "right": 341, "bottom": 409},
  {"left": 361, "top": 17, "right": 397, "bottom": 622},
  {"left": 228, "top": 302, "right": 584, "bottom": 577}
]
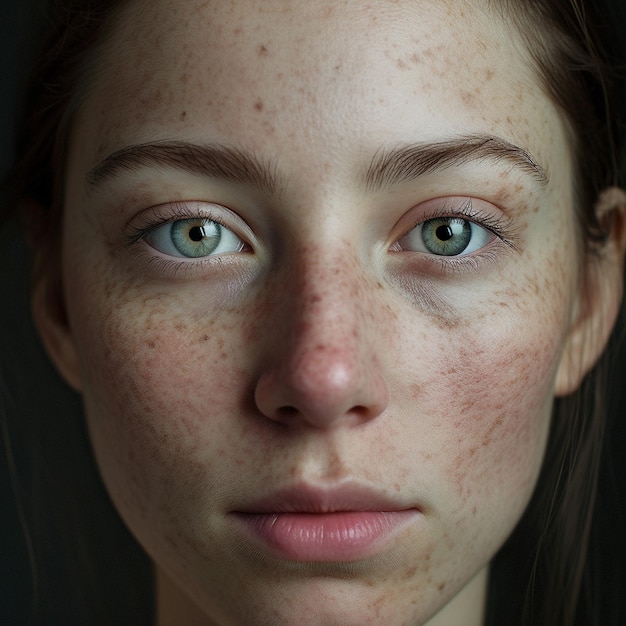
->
[
  {"left": 555, "top": 187, "right": 626, "bottom": 396},
  {"left": 25, "top": 201, "right": 82, "bottom": 392}
]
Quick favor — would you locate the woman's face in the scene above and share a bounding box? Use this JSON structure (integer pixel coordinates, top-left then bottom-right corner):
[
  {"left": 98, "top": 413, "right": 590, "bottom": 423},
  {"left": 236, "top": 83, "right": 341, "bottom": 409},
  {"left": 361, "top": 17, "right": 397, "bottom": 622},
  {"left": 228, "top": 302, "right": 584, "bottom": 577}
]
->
[{"left": 55, "top": 0, "right": 586, "bottom": 623}]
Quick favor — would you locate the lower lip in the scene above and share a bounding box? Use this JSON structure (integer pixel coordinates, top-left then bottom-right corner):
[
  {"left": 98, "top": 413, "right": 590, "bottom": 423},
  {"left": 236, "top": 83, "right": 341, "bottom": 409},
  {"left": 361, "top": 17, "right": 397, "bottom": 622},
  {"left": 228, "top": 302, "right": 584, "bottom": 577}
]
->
[{"left": 231, "top": 510, "right": 418, "bottom": 562}]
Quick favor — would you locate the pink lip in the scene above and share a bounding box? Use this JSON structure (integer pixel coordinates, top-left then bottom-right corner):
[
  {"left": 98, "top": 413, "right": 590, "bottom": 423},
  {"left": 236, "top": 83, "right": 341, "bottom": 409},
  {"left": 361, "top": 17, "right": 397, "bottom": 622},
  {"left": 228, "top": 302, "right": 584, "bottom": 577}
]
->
[{"left": 230, "top": 484, "right": 420, "bottom": 562}]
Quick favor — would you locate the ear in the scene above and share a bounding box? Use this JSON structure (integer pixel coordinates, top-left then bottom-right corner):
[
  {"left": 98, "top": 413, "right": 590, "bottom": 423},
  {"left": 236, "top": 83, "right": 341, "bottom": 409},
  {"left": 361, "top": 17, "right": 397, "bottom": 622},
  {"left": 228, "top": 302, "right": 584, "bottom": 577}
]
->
[
  {"left": 25, "top": 201, "right": 83, "bottom": 392},
  {"left": 555, "top": 187, "right": 626, "bottom": 396}
]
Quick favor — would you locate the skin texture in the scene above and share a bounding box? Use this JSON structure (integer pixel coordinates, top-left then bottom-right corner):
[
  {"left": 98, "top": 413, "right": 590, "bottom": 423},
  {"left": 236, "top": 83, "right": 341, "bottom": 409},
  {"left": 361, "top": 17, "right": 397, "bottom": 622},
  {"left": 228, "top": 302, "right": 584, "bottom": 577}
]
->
[{"left": 31, "top": 0, "right": 625, "bottom": 625}]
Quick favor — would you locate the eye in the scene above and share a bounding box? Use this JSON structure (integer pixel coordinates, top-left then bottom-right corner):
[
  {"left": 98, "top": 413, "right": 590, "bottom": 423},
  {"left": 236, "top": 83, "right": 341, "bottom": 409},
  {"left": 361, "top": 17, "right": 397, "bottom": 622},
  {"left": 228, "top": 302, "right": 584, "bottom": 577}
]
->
[
  {"left": 144, "top": 218, "right": 245, "bottom": 258},
  {"left": 397, "top": 217, "right": 494, "bottom": 256}
]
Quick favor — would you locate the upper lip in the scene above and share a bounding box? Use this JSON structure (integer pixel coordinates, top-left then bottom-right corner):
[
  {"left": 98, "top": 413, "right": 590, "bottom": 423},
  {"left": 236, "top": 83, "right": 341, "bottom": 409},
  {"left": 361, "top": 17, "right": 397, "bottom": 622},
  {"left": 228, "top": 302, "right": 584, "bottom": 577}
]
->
[{"left": 233, "top": 482, "right": 416, "bottom": 514}]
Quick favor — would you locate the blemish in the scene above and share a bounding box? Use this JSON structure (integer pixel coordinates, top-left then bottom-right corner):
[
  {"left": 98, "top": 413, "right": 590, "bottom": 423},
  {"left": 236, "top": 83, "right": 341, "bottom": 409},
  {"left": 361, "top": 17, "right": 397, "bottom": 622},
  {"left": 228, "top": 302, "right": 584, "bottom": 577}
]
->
[
  {"left": 258, "top": 44, "right": 268, "bottom": 56},
  {"left": 179, "top": 110, "right": 187, "bottom": 121},
  {"left": 254, "top": 98, "right": 264, "bottom": 112}
]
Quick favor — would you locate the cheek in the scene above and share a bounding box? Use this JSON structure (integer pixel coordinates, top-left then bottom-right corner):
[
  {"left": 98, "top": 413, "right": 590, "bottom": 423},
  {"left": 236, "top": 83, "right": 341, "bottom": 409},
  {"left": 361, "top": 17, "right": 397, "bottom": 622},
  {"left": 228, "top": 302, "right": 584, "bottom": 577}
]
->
[
  {"left": 68, "top": 272, "right": 255, "bottom": 528},
  {"left": 402, "top": 261, "right": 574, "bottom": 543},
  {"left": 440, "top": 330, "right": 555, "bottom": 501}
]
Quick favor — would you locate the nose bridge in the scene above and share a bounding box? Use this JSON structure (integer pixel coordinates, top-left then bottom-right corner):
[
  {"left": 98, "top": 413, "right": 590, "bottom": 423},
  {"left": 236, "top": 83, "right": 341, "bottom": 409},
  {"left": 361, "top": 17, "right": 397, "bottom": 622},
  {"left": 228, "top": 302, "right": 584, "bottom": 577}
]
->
[
  {"left": 287, "top": 243, "right": 366, "bottom": 357},
  {"left": 254, "top": 242, "right": 389, "bottom": 428}
]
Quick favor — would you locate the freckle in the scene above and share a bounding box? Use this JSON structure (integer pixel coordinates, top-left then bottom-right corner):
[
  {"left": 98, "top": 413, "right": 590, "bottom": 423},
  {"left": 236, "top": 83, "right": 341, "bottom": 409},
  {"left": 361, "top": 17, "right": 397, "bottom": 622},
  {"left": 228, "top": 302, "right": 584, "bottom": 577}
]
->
[
  {"left": 202, "top": 335, "right": 209, "bottom": 341},
  {"left": 410, "top": 382, "right": 422, "bottom": 398},
  {"left": 180, "top": 110, "right": 187, "bottom": 121},
  {"left": 180, "top": 73, "right": 189, "bottom": 84},
  {"left": 233, "top": 27, "right": 243, "bottom": 35},
  {"left": 254, "top": 98, "right": 264, "bottom": 112},
  {"left": 258, "top": 44, "right": 268, "bottom": 56},
  {"left": 438, "top": 582, "right": 446, "bottom": 591},
  {"left": 460, "top": 90, "right": 475, "bottom": 105},
  {"left": 147, "top": 340, "right": 156, "bottom": 349}
]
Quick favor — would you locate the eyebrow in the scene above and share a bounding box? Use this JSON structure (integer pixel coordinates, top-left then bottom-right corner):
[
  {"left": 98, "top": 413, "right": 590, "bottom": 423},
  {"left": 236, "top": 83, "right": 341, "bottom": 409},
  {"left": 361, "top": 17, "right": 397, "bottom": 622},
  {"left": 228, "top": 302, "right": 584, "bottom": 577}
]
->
[
  {"left": 87, "top": 134, "right": 548, "bottom": 194},
  {"left": 87, "top": 141, "right": 282, "bottom": 194},
  {"left": 364, "top": 134, "right": 549, "bottom": 190}
]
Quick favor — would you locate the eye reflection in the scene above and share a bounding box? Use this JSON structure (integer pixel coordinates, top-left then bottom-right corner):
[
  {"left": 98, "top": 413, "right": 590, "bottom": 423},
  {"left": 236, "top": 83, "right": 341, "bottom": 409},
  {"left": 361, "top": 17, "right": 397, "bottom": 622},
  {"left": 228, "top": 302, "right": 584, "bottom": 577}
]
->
[
  {"left": 144, "top": 218, "right": 245, "bottom": 258},
  {"left": 399, "top": 217, "right": 494, "bottom": 256}
]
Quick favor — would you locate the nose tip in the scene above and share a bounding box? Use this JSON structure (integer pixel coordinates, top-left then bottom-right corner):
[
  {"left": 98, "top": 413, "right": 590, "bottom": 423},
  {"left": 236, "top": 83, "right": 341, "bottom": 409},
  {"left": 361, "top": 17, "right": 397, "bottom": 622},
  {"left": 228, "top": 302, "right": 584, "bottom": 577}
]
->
[{"left": 254, "top": 337, "right": 389, "bottom": 429}]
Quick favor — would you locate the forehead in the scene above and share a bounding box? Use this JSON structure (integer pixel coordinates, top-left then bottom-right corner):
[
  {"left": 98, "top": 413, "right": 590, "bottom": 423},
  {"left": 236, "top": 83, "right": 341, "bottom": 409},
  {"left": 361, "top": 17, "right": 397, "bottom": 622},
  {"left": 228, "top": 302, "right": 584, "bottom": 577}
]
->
[{"left": 71, "top": 0, "right": 567, "bottom": 183}]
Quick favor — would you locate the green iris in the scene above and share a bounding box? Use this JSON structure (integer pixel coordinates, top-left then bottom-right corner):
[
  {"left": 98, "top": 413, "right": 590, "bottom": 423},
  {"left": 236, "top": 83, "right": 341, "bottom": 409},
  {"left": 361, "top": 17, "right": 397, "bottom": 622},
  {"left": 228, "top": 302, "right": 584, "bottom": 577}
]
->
[
  {"left": 170, "top": 219, "right": 222, "bottom": 257},
  {"left": 421, "top": 217, "right": 472, "bottom": 256}
]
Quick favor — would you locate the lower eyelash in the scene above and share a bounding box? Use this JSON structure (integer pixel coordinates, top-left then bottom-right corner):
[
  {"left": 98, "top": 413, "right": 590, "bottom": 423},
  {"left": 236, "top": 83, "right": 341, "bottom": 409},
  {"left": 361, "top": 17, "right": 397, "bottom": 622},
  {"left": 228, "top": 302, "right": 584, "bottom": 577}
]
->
[
  {"left": 431, "top": 244, "right": 510, "bottom": 274},
  {"left": 127, "top": 244, "right": 238, "bottom": 280}
]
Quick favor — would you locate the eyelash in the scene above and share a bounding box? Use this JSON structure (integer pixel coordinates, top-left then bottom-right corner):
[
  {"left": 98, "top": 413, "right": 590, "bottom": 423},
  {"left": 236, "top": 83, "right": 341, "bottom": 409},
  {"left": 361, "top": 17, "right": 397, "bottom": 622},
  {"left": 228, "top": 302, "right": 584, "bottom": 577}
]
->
[
  {"left": 125, "top": 198, "right": 519, "bottom": 277},
  {"left": 394, "top": 198, "right": 519, "bottom": 272},
  {"left": 124, "top": 202, "right": 252, "bottom": 276},
  {"left": 126, "top": 203, "right": 229, "bottom": 244}
]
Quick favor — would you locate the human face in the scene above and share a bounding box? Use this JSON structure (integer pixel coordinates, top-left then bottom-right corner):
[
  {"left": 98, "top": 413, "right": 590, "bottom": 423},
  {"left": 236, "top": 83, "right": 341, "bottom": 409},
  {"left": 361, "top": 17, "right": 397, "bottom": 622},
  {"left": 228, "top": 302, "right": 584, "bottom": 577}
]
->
[{"left": 57, "top": 0, "right": 579, "bottom": 624}]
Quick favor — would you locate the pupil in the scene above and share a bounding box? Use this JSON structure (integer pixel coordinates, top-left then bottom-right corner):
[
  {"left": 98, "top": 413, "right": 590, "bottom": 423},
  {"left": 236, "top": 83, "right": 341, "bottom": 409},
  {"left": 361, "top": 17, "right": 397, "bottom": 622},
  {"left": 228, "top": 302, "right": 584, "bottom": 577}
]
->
[
  {"left": 189, "top": 225, "right": 204, "bottom": 242},
  {"left": 436, "top": 225, "right": 453, "bottom": 241}
]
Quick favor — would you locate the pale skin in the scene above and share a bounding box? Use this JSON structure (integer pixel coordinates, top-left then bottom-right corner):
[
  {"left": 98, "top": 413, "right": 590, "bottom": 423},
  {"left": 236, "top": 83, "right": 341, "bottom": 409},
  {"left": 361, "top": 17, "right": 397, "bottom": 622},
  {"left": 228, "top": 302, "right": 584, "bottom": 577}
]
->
[{"left": 31, "top": 1, "right": 626, "bottom": 625}]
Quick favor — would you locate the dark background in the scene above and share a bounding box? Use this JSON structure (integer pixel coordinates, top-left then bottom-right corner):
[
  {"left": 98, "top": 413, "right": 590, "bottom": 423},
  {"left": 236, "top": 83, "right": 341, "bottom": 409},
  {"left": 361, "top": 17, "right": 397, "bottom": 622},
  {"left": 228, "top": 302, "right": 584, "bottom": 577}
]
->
[{"left": 1, "top": 2, "right": 625, "bottom": 624}]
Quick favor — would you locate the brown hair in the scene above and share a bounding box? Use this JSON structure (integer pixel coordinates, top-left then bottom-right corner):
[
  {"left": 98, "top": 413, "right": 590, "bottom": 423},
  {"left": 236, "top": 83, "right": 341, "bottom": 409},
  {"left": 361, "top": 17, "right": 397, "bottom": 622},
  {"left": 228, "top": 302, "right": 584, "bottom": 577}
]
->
[
  {"left": 4, "top": 0, "right": 626, "bottom": 624},
  {"left": 484, "top": 2, "right": 626, "bottom": 625}
]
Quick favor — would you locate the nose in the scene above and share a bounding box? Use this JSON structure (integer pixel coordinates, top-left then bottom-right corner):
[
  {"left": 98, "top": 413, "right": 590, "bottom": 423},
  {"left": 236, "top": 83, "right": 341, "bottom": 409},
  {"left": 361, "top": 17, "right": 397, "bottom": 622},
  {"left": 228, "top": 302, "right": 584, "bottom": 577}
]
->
[{"left": 254, "top": 249, "right": 389, "bottom": 429}]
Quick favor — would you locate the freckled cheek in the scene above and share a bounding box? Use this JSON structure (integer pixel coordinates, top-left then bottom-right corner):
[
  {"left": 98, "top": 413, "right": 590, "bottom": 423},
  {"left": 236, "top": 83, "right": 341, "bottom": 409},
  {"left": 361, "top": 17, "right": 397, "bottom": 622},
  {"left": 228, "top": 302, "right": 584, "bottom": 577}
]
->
[
  {"left": 429, "top": 316, "right": 564, "bottom": 525},
  {"left": 72, "top": 296, "right": 255, "bottom": 520}
]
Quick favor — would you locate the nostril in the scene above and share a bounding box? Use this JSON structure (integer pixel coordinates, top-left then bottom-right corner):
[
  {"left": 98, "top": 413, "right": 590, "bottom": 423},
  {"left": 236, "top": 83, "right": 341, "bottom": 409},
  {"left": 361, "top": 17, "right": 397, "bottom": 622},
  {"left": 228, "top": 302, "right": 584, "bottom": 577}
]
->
[
  {"left": 276, "top": 406, "right": 299, "bottom": 420},
  {"left": 351, "top": 405, "right": 372, "bottom": 419}
]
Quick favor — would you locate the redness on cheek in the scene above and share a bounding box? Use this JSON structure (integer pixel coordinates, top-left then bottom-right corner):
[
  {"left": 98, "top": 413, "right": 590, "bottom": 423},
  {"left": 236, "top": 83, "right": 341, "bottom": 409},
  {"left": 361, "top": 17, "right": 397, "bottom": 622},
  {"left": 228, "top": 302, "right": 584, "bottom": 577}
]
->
[{"left": 436, "top": 320, "right": 559, "bottom": 511}]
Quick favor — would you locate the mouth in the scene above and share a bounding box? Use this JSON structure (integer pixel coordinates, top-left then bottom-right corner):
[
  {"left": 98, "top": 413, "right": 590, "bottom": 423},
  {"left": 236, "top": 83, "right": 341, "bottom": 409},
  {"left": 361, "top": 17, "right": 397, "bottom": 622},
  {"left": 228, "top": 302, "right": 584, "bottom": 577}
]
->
[{"left": 229, "top": 483, "right": 421, "bottom": 562}]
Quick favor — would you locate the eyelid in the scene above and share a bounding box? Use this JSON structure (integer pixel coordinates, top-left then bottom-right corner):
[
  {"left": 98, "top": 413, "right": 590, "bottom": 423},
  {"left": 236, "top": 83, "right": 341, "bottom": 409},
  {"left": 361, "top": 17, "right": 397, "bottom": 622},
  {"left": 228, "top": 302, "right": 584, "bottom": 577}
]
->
[
  {"left": 392, "top": 197, "right": 517, "bottom": 245},
  {"left": 126, "top": 201, "right": 255, "bottom": 249},
  {"left": 389, "top": 196, "right": 520, "bottom": 272}
]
